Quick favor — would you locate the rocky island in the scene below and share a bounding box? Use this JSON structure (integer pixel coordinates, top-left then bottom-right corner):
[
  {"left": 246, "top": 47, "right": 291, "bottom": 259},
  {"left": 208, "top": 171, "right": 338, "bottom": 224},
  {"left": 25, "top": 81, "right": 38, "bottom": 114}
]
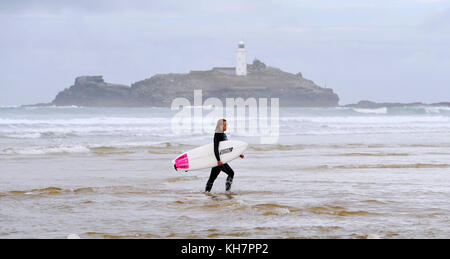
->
[{"left": 47, "top": 59, "right": 339, "bottom": 107}]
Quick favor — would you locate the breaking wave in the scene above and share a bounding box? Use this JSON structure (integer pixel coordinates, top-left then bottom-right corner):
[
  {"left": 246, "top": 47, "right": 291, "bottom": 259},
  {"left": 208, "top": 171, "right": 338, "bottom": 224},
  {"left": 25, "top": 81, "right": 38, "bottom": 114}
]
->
[
  {"left": 353, "top": 107, "right": 387, "bottom": 114},
  {"left": 0, "top": 142, "right": 194, "bottom": 155},
  {"left": 306, "top": 163, "right": 450, "bottom": 170}
]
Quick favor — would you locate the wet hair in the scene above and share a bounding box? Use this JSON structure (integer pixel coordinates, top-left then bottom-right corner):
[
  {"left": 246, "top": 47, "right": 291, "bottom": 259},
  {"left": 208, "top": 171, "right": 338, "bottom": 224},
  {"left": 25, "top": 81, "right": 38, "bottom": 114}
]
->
[{"left": 215, "top": 119, "right": 227, "bottom": 133}]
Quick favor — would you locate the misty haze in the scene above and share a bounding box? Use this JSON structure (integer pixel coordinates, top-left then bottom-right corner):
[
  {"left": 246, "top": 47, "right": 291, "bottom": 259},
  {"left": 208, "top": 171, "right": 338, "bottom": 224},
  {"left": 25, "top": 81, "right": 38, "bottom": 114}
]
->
[{"left": 1, "top": 0, "right": 450, "bottom": 242}]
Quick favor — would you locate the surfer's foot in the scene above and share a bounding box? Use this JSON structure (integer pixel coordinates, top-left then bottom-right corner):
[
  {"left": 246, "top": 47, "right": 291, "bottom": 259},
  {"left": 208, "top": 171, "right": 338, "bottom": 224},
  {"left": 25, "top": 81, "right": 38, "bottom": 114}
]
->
[{"left": 225, "top": 190, "right": 232, "bottom": 195}]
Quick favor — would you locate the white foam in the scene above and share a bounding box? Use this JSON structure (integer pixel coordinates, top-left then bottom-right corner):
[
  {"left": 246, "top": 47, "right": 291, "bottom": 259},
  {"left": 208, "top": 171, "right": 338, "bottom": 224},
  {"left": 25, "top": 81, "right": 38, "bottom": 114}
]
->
[
  {"left": 275, "top": 208, "right": 291, "bottom": 215},
  {"left": 353, "top": 107, "right": 387, "bottom": 114},
  {"left": 279, "top": 115, "right": 450, "bottom": 124},
  {"left": 67, "top": 233, "right": 81, "bottom": 239},
  {"left": 424, "top": 106, "right": 450, "bottom": 114},
  {"left": 4, "top": 133, "right": 42, "bottom": 139},
  {"left": 366, "top": 234, "right": 381, "bottom": 239},
  {"left": 0, "top": 105, "right": 20, "bottom": 108},
  {"left": 0, "top": 117, "right": 169, "bottom": 125},
  {"left": 1, "top": 145, "right": 90, "bottom": 155}
]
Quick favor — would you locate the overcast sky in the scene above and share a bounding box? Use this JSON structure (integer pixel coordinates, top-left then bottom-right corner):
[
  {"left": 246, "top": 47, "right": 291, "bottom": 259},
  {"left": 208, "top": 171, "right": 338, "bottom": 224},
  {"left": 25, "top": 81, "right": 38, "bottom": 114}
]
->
[{"left": 1, "top": 0, "right": 449, "bottom": 105}]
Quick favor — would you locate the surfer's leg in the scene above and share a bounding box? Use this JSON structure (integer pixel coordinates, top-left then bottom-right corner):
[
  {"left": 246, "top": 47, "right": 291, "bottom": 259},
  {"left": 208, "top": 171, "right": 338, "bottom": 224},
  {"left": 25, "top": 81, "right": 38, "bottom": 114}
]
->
[
  {"left": 205, "top": 166, "right": 221, "bottom": 192},
  {"left": 222, "top": 164, "right": 234, "bottom": 192}
]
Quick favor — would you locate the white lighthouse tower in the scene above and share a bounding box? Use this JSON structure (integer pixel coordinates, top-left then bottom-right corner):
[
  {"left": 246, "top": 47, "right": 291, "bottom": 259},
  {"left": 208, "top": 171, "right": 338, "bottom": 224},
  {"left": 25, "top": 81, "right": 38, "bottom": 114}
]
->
[{"left": 235, "top": 41, "right": 247, "bottom": 76}]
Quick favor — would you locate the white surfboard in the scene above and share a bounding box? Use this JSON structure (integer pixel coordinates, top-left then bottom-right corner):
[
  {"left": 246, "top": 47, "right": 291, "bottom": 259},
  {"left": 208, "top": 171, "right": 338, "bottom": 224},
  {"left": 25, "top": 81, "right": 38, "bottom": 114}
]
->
[{"left": 173, "top": 140, "right": 248, "bottom": 172}]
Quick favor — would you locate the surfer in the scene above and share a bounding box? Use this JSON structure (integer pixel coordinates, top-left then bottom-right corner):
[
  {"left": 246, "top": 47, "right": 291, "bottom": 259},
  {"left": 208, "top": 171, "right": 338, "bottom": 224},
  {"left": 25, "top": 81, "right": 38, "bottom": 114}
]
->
[{"left": 205, "top": 119, "right": 244, "bottom": 193}]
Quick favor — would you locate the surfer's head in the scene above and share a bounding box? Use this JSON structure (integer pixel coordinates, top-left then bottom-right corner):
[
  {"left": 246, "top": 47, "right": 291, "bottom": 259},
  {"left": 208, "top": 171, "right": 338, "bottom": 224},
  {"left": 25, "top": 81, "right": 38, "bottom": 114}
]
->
[{"left": 215, "top": 119, "right": 227, "bottom": 133}]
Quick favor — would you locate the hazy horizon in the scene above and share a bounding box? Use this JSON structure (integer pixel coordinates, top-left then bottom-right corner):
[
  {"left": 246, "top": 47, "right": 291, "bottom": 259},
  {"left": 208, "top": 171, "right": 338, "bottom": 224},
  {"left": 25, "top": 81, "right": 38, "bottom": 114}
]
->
[{"left": 1, "top": 0, "right": 450, "bottom": 106}]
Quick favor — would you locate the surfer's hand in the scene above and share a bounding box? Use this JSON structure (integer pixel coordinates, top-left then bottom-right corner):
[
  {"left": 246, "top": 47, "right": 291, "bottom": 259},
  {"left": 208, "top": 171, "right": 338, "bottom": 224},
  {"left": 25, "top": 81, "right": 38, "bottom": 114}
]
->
[
  {"left": 218, "top": 160, "right": 223, "bottom": 166},
  {"left": 240, "top": 154, "right": 244, "bottom": 159}
]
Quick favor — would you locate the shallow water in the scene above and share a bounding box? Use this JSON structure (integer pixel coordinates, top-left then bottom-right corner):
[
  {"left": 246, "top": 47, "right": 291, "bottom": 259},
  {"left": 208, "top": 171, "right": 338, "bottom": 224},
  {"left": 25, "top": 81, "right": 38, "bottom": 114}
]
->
[{"left": 1, "top": 106, "right": 449, "bottom": 238}]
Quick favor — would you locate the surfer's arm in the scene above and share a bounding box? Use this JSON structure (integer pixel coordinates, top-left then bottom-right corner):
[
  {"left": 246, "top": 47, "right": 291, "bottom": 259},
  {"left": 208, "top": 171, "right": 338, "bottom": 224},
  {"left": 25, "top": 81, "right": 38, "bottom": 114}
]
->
[{"left": 214, "top": 134, "right": 221, "bottom": 162}]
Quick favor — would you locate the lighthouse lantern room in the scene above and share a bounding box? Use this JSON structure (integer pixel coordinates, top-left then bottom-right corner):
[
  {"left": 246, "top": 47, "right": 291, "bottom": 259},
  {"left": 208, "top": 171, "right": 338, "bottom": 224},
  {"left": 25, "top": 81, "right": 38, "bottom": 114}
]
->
[{"left": 235, "top": 41, "right": 247, "bottom": 76}]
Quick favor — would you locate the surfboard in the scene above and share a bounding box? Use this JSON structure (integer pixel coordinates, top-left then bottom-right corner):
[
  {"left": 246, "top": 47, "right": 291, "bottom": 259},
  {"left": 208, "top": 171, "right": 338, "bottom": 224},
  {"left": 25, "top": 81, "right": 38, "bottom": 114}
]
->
[{"left": 172, "top": 140, "right": 248, "bottom": 172}]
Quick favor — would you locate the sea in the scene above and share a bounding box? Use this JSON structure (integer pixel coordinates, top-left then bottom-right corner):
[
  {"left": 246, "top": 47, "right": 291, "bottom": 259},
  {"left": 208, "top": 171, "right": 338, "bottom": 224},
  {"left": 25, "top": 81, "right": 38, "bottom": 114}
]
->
[{"left": 1, "top": 105, "right": 449, "bottom": 238}]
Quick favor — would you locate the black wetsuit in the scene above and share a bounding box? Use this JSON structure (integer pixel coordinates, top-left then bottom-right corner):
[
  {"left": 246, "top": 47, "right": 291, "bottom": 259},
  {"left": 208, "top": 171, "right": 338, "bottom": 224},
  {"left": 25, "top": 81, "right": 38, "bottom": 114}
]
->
[{"left": 205, "top": 132, "right": 235, "bottom": 192}]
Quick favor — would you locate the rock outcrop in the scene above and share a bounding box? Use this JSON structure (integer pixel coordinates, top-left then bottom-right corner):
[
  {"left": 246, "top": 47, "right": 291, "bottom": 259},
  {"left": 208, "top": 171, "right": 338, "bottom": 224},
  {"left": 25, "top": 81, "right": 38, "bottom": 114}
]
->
[
  {"left": 52, "top": 76, "right": 131, "bottom": 107},
  {"left": 49, "top": 59, "right": 340, "bottom": 107}
]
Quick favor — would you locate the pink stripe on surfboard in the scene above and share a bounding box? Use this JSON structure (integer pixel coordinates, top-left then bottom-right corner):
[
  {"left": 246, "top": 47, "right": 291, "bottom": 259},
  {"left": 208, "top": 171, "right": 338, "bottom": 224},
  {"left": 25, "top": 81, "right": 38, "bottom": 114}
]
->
[{"left": 175, "top": 153, "right": 189, "bottom": 169}]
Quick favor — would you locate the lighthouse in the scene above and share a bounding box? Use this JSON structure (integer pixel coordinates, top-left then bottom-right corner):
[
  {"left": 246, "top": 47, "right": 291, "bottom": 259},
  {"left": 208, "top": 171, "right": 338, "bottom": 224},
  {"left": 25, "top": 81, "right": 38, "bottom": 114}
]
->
[{"left": 235, "top": 41, "right": 247, "bottom": 76}]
